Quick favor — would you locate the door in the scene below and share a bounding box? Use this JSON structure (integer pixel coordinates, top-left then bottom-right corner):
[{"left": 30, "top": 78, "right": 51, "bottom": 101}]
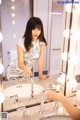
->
[{"left": 49, "top": 14, "right": 63, "bottom": 75}]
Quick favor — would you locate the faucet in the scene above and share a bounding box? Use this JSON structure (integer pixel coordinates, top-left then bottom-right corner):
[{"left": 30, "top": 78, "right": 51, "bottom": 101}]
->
[
  {"left": 10, "top": 94, "right": 19, "bottom": 105},
  {"left": 29, "top": 76, "right": 34, "bottom": 101},
  {"left": 40, "top": 88, "right": 59, "bottom": 114}
]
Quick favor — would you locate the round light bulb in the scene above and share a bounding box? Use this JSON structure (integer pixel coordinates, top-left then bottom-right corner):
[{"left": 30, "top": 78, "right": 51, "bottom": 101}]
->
[
  {"left": 12, "top": 20, "right": 15, "bottom": 24},
  {"left": 11, "top": 13, "right": 15, "bottom": 17},
  {"left": 11, "top": 0, "right": 15, "bottom": 2},
  {"left": 0, "top": 32, "right": 3, "bottom": 43},
  {"left": 65, "top": 4, "right": 72, "bottom": 13},
  {"left": 0, "top": 92, "right": 5, "bottom": 103},
  {"left": 68, "top": 78, "right": 77, "bottom": 87},
  {"left": 11, "top": 6, "right": 15, "bottom": 10},
  {"left": 0, "top": 63, "right": 4, "bottom": 74},
  {"left": 0, "top": 0, "right": 2, "bottom": 4},
  {"left": 13, "top": 34, "right": 16, "bottom": 38}
]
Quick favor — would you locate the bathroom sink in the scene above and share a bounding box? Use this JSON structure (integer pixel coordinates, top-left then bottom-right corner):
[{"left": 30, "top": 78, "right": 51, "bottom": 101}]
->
[
  {"left": 40, "top": 115, "right": 71, "bottom": 120},
  {"left": 3, "top": 83, "right": 44, "bottom": 98}
]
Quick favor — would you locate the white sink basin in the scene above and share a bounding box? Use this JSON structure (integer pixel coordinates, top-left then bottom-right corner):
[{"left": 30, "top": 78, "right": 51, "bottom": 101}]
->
[
  {"left": 40, "top": 115, "right": 71, "bottom": 120},
  {"left": 3, "top": 83, "right": 44, "bottom": 98}
]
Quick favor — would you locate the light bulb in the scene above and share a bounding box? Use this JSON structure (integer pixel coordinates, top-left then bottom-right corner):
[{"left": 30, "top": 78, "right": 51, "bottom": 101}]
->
[
  {"left": 68, "top": 78, "right": 77, "bottom": 87},
  {"left": 63, "top": 29, "right": 70, "bottom": 38},
  {"left": 11, "top": 13, "right": 15, "bottom": 17},
  {"left": 0, "top": 63, "right": 4, "bottom": 74},
  {"left": 11, "top": 0, "right": 15, "bottom": 2},
  {"left": 0, "top": 92, "right": 5, "bottom": 103},
  {"left": 0, "top": 32, "right": 3, "bottom": 43},
  {"left": 11, "top": 6, "right": 15, "bottom": 10},
  {"left": 0, "top": 0, "right": 2, "bottom": 4},
  {"left": 12, "top": 20, "right": 15, "bottom": 24},
  {"left": 65, "top": 4, "right": 72, "bottom": 13},
  {"left": 13, "top": 34, "right": 16, "bottom": 38},
  {"left": 61, "top": 52, "right": 68, "bottom": 61}
]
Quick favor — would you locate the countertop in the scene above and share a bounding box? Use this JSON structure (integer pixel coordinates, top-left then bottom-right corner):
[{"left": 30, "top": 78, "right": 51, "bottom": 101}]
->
[
  {"left": 2, "top": 74, "right": 63, "bottom": 112},
  {"left": 2, "top": 75, "right": 79, "bottom": 120},
  {"left": 8, "top": 101, "right": 71, "bottom": 120}
]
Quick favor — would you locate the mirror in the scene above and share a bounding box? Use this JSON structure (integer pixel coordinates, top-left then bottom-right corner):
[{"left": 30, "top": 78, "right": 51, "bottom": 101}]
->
[
  {"left": 1, "top": 0, "right": 79, "bottom": 112},
  {"left": 1, "top": 0, "right": 64, "bottom": 77}
]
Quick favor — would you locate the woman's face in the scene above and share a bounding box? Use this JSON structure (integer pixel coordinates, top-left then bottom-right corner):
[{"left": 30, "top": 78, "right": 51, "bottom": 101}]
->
[{"left": 32, "top": 28, "right": 41, "bottom": 40}]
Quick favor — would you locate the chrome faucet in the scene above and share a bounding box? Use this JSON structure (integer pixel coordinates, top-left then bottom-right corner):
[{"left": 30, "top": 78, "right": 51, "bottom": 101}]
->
[
  {"left": 40, "top": 88, "right": 59, "bottom": 114},
  {"left": 10, "top": 94, "right": 19, "bottom": 105},
  {"left": 29, "top": 76, "right": 34, "bottom": 101},
  {"left": 40, "top": 88, "right": 52, "bottom": 114},
  {"left": 40, "top": 90, "right": 45, "bottom": 113}
]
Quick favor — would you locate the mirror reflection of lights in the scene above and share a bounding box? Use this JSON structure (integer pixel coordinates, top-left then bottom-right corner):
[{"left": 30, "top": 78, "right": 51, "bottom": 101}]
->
[
  {"left": 12, "top": 20, "right": 15, "bottom": 24},
  {"left": 65, "top": 4, "right": 72, "bottom": 13},
  {"left": 61, "top": 52, "right": 68, "bottom": 61},
  {"left": 13, "top": 34, "right": 16, "bottom": 38},
  {"left": 11, "top": 13, "right": 15, "bottom": 17},
  {"left": 63, "top": 29, "right": 70, "bottom": 38},
  {"left": 0, "top": 0, "right": 2, "bottom": 4},
  {"left": 0, "top": 92, "right": 5, "bottom": 103},
  {"left": 51, "top": 12, "right": 62, "bottom": 15},
  {"left": 0, "top": 63, "right": 4, "bottom": 74},
  {"left": 11, "top": 0, "right": 15, "bottom": 2},
  {"left": 11, "top": 6, "right": 15, "bottom": 10},
  {"left": 0, "top": 32, "right": 3, "bottom": 43},
  {"left": 68, "top": 78, "right": 77, "bottom": 88}
]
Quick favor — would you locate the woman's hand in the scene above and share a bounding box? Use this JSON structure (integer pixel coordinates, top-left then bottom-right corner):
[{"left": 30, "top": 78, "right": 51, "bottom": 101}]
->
[
  {"left": 39, "top": 74, "right": 49, "bottom": 80},
  {"left": 45, "top": 90, "right": 63, "bottom": 101},
  {"left": 22, "top": 66, "right": 32, "bottom": 77}
]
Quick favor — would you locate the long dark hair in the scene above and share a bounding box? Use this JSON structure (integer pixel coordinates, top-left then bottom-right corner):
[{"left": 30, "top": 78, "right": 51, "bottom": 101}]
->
[{"left": 23, "top": 17, "right": 47, "bottom": 52}]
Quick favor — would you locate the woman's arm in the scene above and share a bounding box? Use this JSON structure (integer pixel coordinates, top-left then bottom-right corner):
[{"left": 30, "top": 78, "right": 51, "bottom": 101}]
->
[
  {"left": 61, "top": 96, "right": 80, "bottom": 120},
  {"left": 37, "top": 42, "right": 48, "bottom": 80},
  {"left": 17, "top": 45, "right": 32, "bottom": 76},
  {"left": 46, "top": 91, "right": 80, "bottom": 120}
]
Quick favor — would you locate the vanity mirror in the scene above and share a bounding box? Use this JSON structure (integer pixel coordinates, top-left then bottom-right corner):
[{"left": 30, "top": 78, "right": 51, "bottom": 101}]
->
[{"left": 0, "top": 0, "right": 80, "bottom": 114}]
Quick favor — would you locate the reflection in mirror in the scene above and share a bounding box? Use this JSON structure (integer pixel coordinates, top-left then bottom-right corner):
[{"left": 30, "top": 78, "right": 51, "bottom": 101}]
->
[
  {"left": 1, "top": 0, "right": 64, "bottom": 111},
  {"left": 61, "top": 3, "right": 80, "bottom": 97},
  {"left": 1, "top": 0, "right": 79, "bottom": 116},
  {"left": 1, "top": 0, "right": 32, "bottom": 75},
  {"left": 1, "top": 0, "right": 65, "bottom": 113}
]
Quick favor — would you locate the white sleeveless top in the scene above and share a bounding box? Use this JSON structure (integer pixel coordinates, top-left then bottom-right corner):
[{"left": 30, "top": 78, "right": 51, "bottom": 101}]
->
[{"left": 17, "top": 38, "right": 44, "bottom": 68}]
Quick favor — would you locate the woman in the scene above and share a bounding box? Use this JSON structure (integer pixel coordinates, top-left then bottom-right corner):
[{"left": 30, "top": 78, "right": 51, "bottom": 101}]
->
[
  {"left": 17, "top": 17, "right": 48, "bottom": 80},
  {"left": 46, "top": 90, "right": 80, "bottom": 120}
]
